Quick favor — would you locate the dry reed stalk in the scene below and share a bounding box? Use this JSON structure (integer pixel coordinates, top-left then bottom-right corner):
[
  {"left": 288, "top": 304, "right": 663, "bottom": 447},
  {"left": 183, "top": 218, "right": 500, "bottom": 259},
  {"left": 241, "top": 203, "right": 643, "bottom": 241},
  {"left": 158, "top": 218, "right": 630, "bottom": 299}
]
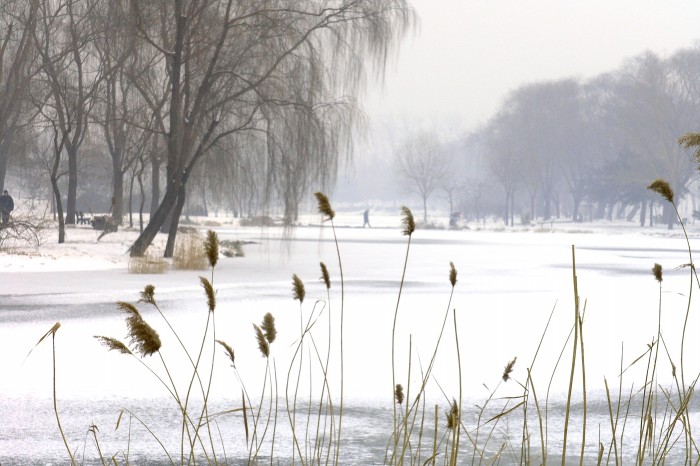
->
[
  {"left": 173, "top": 232, "right": 207, "bottom": 270},
  {"left": 39, "top": 323, "right": 77, "bottom": 466},
  {"left": 254, "top": 324, "right": 270, "bottom": 358},
  {"left": 562, "top": 245, "right": 580, "bottom": 466},
  {"left": 118, "top": 301, "right": 161, "bottom": 357},
  {"left": 216, "top": 339, "right": 235, "bottom": 367},
  {"left": 200, "top": 277, "right": 216, "bottom": 313},
  {"left": 648, "top": 179, "right": 699, "bottom": 459},
  {"left": 604, "top": 378, "right": 620, "bottom": 466},
  {"left": 261, "top": 312, "right": 277, "bottom": 344},
  {"left": 391, "top": 206, "right": 415, "bottom": 463},
  {"left": 432, "top": 404, "right": 438, "bottom": 466},
  {"left": 451, "top": 309, "right": 463, "bottom": 466},
  {"left": 128, "top": 251, "right": 168, "bottom": 274},
  {"left": 314, "top": 192, "right": 336, "bottom": 220},
  {"left": 204, "top": 230, "right": 219, "bottom": 269},
  {"left": 395, "top": 384, "right": 405, "bottom": 405},
  {"left": 502, "top": 357, "right": 516, "bottom": 382},
  {"left": 292, "top": 274, "right": 305, "bottom": 304},
  {"left": 578, "top": 305, "right": 588, "bottom": 466},
  {"left": 320, "top": 261, "right": 331, "bottom": 289},
  {"left": 315, "top": 191, "right": 346, "bottom": 466}
]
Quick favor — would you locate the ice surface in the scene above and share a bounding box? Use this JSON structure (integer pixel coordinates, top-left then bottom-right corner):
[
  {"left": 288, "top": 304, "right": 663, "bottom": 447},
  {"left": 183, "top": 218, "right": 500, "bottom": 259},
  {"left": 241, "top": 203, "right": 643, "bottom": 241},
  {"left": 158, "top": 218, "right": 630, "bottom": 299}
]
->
[{"left": 1, "top": 215, "right": 699, "bottom": 463}]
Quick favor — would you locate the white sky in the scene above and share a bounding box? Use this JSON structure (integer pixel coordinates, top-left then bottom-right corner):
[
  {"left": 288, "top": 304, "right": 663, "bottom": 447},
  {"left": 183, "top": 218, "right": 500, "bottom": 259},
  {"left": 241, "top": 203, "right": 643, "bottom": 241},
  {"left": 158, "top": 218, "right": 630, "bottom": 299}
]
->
[{"left": 364, "top": 0, "right": 700, "bottom": 138}]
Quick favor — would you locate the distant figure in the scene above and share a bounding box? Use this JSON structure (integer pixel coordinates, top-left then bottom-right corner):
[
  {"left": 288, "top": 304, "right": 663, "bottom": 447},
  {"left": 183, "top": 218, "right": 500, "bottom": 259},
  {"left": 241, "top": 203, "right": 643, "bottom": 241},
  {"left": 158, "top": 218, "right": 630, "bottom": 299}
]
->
[
  {"left": 449, "top": 211, "right": 461, "bottom": 227},
  {"left": 363, "top": 209, "right": 371, "bottom": 228},
  {"left": 0, "top": 189, "right": 14, "bottom": 225}
]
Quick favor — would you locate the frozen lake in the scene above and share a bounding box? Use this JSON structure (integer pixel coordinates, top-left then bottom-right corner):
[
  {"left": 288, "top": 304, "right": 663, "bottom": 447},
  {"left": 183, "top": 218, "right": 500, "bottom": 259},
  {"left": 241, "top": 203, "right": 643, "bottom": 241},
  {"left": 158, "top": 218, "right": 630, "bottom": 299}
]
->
[{"left": 2, "top": 223, "right": 699, "bottom": 464}]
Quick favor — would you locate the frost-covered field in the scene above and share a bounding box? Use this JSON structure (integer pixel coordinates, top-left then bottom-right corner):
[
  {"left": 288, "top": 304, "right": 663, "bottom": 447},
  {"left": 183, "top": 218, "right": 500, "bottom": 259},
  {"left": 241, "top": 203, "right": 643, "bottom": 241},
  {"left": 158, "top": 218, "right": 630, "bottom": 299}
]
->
[{"left": 1, "top": 213, "right": 699, "bottom": 464}]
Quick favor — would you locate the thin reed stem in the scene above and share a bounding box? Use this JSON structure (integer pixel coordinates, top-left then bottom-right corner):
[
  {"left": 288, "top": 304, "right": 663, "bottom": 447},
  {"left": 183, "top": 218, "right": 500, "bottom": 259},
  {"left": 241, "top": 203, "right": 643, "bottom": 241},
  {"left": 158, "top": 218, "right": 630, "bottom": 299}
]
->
[
  {"left": 562, "top": 245, "right": 580, "bottom": 466},
  {"left": 329, "top": 218, "right": 345, "bottom": 466},
  {"left": 391, "top": 233, "right": 412, "bottom": 462},
  {"left": 450, "top": 310, "right": 463, "bottom": 466},
  {"left": 52, "top": 334, "right": 77, "bottom": 466},
  {"left": 578, "top": 305, "right": 588, "bottom": 466}
]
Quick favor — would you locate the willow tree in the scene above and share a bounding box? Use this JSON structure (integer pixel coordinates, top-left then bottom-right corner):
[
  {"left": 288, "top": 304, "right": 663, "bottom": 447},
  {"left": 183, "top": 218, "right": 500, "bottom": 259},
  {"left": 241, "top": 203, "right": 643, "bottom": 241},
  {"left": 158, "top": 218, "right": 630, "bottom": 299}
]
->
[
  {"left": 0, "top": 0, "right": 39, "bottom": 190},
  {"left": 127, "top": 0, "right": 415, "bottom": 257}
]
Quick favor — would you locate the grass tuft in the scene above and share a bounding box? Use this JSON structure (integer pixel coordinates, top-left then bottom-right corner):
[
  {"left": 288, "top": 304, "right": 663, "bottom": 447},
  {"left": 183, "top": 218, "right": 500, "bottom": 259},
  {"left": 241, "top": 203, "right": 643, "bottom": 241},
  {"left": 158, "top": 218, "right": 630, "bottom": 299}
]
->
[
  {"left": 173, "top": 231, "right": 207, "bottom": 270},
  {"left": 128, "top": 250, "right": 168, "bottom": 274}
]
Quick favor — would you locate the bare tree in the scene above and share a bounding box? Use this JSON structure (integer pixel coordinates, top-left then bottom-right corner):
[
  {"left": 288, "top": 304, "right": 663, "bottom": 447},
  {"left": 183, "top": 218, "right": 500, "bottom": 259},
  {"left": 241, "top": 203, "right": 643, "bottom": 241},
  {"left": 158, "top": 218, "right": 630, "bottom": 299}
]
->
[
  {"left": 92, "top": 0, "right": 144, "bottom": 224},
  {"left": 395, "top": 131, "right": 450, "bottom": 223},
  {"left": 31, "top": 0, "right": 116, "bottom": 225},
  {"left": 0, "top": 0, "right": 39, "bottom": 190},
  {"left": 127, "top": 0, "right": 415, "bottom": 257},
  {"left": 482, "top": 110, "right": 523, "bottom": 226},
  {"left": 609, "top": 51, "right": 699, "bottom": 228}
]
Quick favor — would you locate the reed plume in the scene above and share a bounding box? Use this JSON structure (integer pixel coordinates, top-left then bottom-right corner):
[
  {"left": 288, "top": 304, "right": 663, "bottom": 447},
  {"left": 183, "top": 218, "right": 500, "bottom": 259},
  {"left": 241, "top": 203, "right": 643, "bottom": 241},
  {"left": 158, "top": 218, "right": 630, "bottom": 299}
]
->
[
  {"left": 314, "top": 192, "right": 335, "bottom": 220},
  {"left": 320, "top": 262, "right": 331, "bottom": 289},
  {"left": 118, "top": 301, "right": 161, "bottom": 357},
  {"left": 446, "top": 399, "right": 459, "bottom": 430},
  {"left": 679, "top": 132, "right": 700, "bottom": 164},
  {"left": 204, "top": 230, "right": 219, "bottom": 268},
  {"left": 652, "top": 263, "right": 663, "bottom": 283},
  {"left": 253, "top": 324, "right": 269, "bottom": 358},
  {"left": 394, "top": 384, "right": 404, "bottom": 405},
  {"left": 400, "top": 206, "right": 415, "bottom": 236},
  {"left": 261, "top": 313, "right": 277, "bottom": 344},
  {"left": 94, "top": 336, "right": 132, "bottom": 355},
  {"left": 139, "top": 285, "right": 156, "bottom": 305},
  {"left": 647, "top": 179, "right": 674, "bottom": 203},
  {"left": 449, "top": 262, "right": 457, "bottom": 287},
  {"left": 502, "top": 356, "right": 517, "bottom": 382},
  {"left": 200, "top": 277, "right": 216, "bottom": 312},
  {"left": 292, "top": 274, "right": 305, "bottom": 304},
  {"left": 216, "top": 339, "right": 235, "bottom": 367}
]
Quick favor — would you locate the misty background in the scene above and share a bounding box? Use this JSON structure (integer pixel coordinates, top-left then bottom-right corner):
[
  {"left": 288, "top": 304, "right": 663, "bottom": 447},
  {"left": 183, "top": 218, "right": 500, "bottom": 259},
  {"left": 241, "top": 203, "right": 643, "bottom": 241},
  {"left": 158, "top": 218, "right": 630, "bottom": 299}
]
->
[{"left": 4, "top": 1, "right": 700, "bottom": 247}]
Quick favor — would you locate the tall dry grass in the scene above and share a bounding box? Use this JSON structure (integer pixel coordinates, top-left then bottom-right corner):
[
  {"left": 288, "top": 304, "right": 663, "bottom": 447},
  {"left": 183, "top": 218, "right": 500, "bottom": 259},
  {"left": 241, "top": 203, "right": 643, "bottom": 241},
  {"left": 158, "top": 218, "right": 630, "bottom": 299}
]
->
[
  {"left": 28, "top": 186, "right": 700, "bottom": 465},
  {"left": 173, "top": 231, "right": 208, "bottom": 270}
]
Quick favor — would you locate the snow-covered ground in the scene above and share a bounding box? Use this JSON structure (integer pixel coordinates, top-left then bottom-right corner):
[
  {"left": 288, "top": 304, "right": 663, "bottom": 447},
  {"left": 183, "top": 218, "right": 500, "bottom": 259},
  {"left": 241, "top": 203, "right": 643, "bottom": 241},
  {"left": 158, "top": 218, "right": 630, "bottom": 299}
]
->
[{"left": 1, "top": 212, "right": 699, "bottom": 463}]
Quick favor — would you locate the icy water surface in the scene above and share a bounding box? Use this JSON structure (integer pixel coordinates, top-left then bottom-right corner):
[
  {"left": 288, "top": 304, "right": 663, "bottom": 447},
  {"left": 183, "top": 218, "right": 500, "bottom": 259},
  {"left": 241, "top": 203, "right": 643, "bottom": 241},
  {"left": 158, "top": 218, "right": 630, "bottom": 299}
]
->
[{"left": 1, "top": 226, "right": 699, "bottom": 464}]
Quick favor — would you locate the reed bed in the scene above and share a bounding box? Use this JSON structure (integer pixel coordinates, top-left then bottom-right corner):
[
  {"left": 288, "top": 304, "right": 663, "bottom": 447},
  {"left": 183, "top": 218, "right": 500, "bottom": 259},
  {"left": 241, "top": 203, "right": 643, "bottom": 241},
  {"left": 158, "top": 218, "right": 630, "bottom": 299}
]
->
[
  {"left": 173, "top": 231, "right": 208, "bottom": 271},
  {"left": 28, "top": 185, "right": 700, "bottom": 465},
  {"left": 128, "top": 249, "right": 169, "bottom": 274}
]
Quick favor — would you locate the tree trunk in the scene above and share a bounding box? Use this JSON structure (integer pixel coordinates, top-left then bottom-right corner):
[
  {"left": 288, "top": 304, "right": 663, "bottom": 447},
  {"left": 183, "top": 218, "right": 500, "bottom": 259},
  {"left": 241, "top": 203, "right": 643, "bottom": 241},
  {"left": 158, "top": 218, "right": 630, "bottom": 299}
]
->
[
  {"left": 164, "top": 184, "right": 187, "bottom": 257},
  {"left": 509, "top": 191, "right": 514, "bottom": 226},
  {"left": 640, "top": 200, "right": 647, "bottom": 227},
  {"left": 50, "top": 176, "right": 65, "bottom": 244},
  {"left": 200, "top": 177, "right": 208, "bottom": 217},
  {"left": 138, "top": 171, "right": 145, "bottom": 233},
  {"left": 150, "top": 153, "right": 161, "bottom": 217},
  {"left": 128, "top": 171, "right": 134, "bottom": 228},
  {"left": 572, "top": 194, "right": 581, "bottom": 222},
  {"left": 0, "top": 145, "right": 8, "bottom": 191},
  {"left": 422, "top": 196, "right": 428, "bottom": 224},
  {"left": 112, "top": 156, "right": 124, "bottom": 224},
  {"left": 129, "top": 183, "right": 179, "bottom": 256},
  {"left": 664, "top": 202, "right": 674, "bottom": 230},
  {"left": 543, "top": 191, "right": 551, "bottom": 220},
  {"left": 66, "top": 146, "right": 77, "bottom": 224}
]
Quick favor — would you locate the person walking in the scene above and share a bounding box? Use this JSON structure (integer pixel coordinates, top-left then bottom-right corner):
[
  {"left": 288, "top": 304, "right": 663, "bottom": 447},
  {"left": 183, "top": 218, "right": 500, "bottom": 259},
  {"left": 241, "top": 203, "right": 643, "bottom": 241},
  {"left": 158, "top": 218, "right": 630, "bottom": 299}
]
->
[
  {"left": 363, "top": 209, "right": 371, "bottom": 228},
  {"left": 0, "top": 189, "right": 14, "bottom": 225}
]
